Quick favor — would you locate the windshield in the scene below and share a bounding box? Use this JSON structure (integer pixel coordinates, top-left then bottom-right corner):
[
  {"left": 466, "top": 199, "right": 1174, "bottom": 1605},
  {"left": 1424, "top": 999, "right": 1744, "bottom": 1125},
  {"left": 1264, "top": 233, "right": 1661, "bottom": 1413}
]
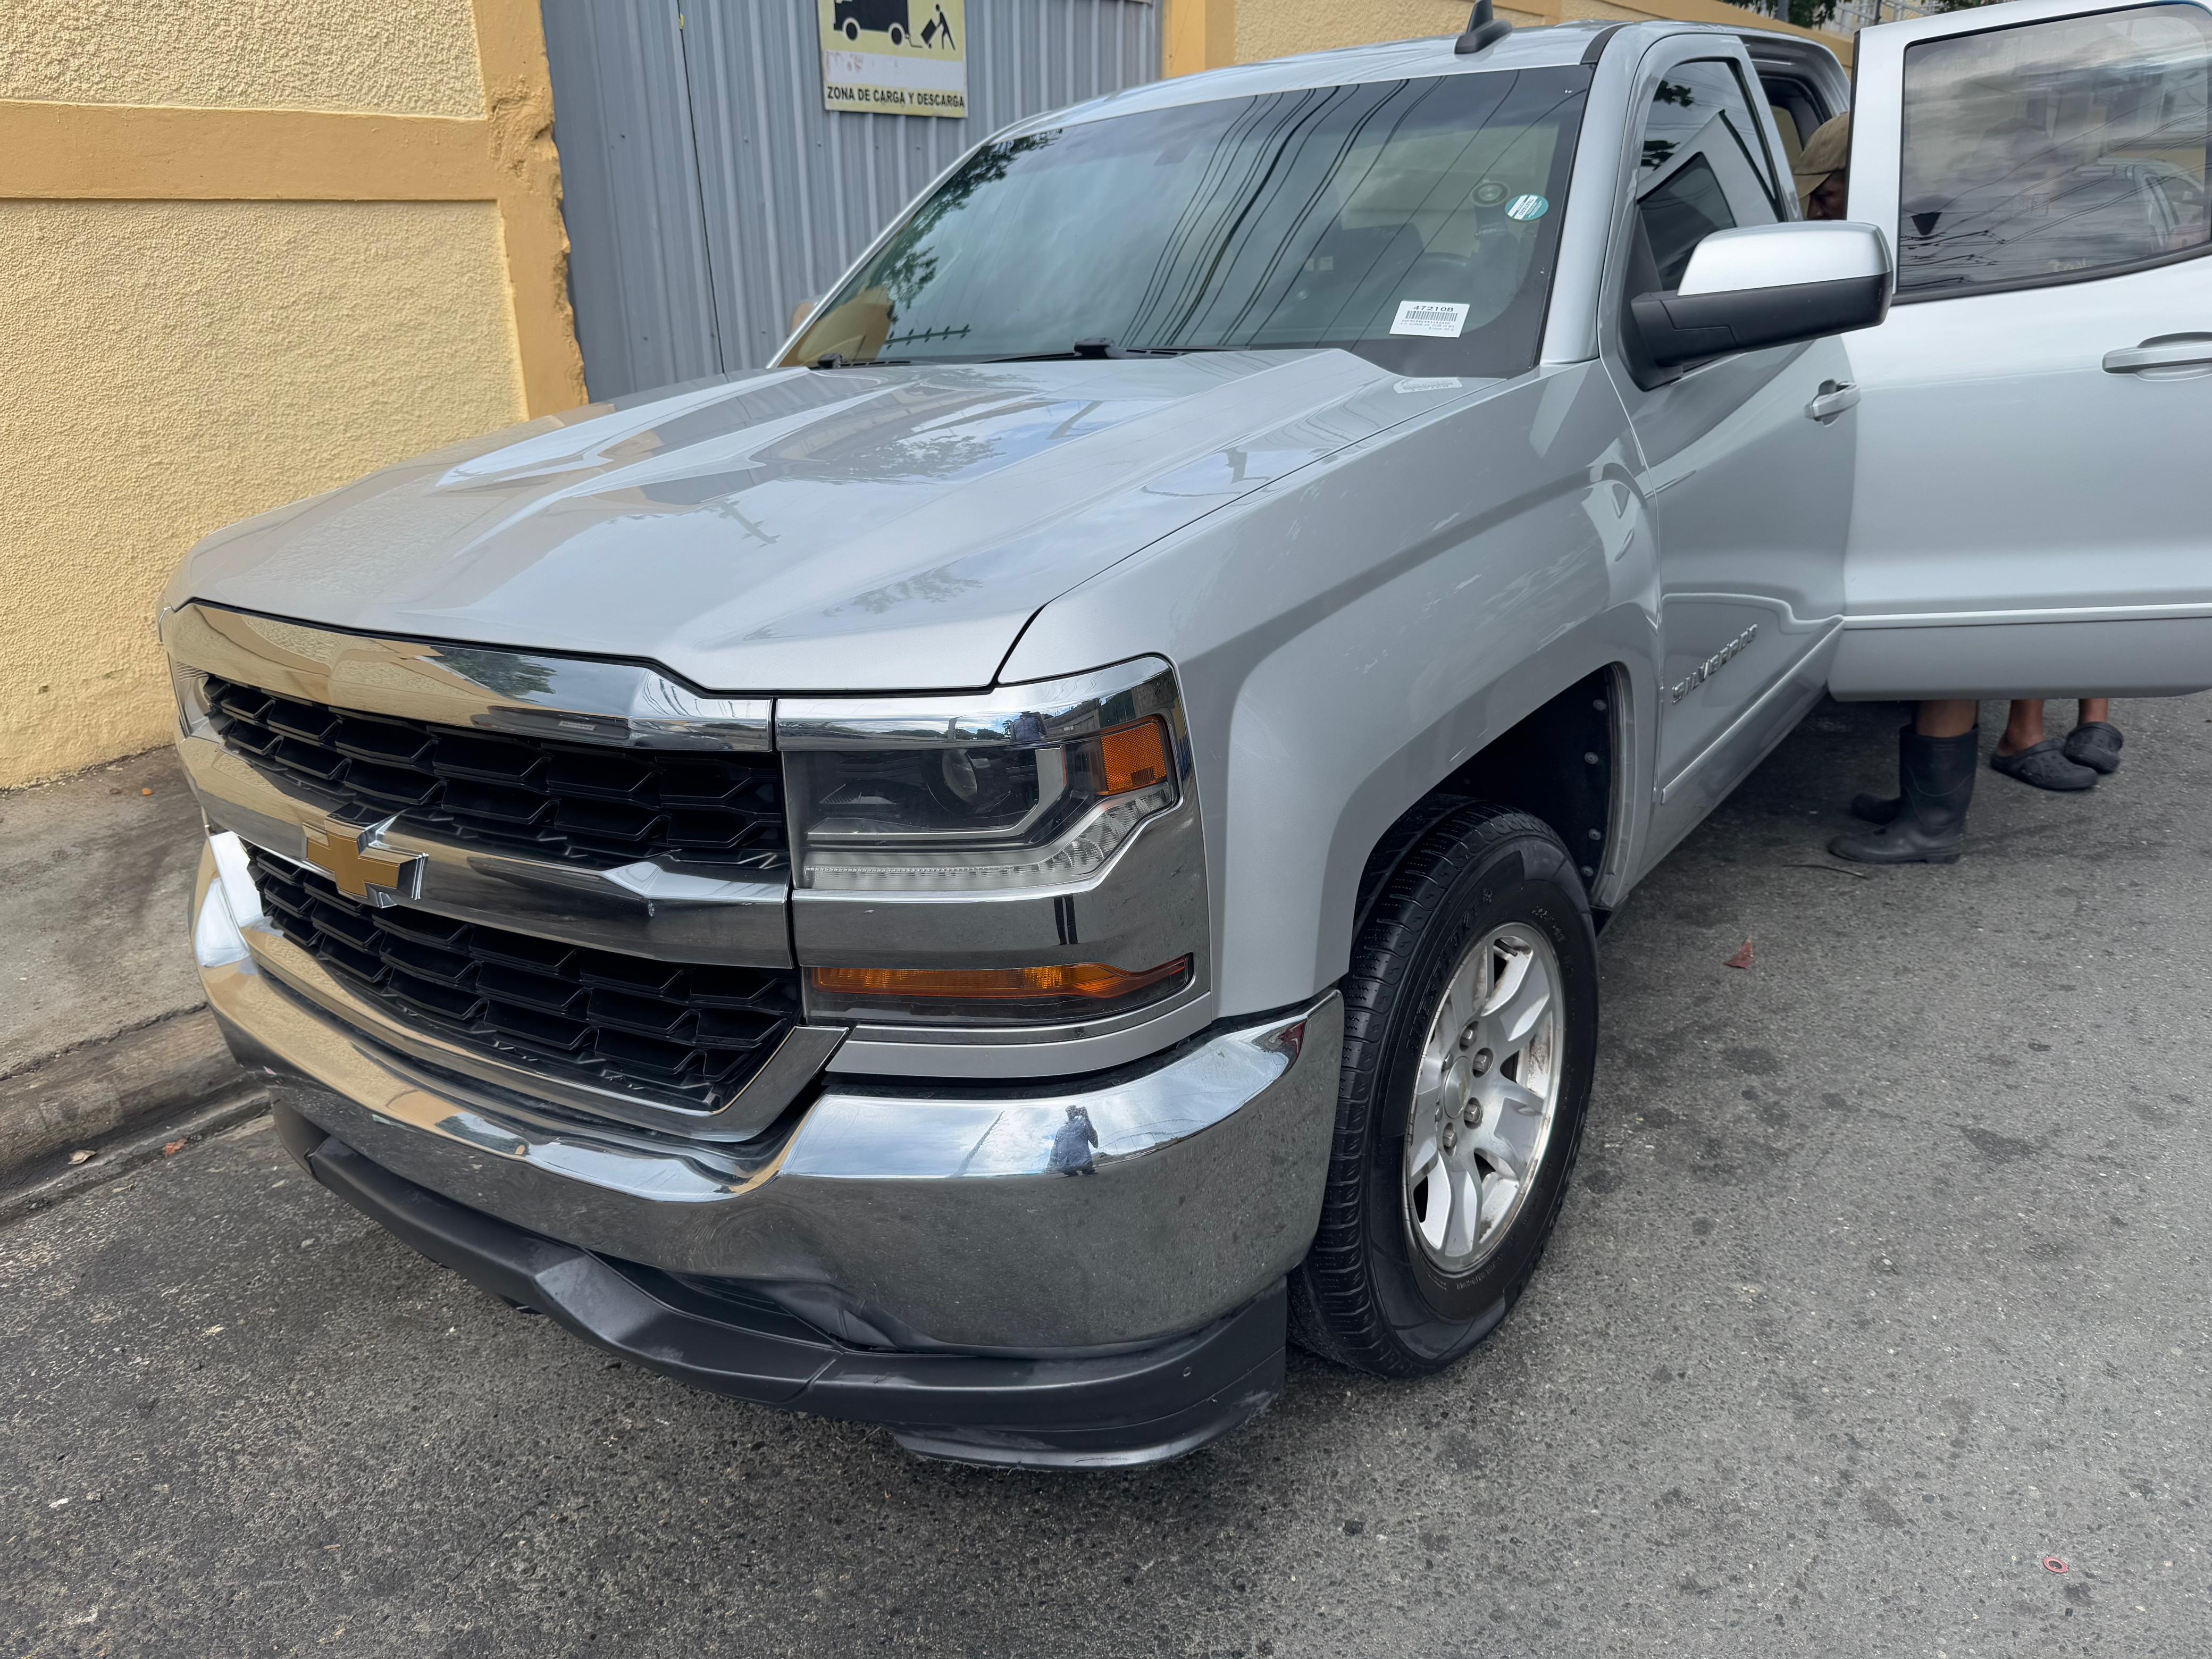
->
[{"left": 785, "top": 68, "right": 1590, "bottom": 378}]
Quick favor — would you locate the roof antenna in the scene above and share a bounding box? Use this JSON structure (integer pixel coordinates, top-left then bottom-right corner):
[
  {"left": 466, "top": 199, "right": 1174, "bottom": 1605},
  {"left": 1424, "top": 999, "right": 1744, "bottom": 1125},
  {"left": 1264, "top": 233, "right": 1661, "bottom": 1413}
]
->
[{"left": 1454, "top": 0, "right": 1513, "bottom": 54}]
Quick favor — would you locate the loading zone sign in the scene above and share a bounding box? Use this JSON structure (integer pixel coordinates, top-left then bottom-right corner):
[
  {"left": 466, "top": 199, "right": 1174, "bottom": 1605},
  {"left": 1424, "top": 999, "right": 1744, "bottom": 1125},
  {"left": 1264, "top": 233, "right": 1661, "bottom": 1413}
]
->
[{"left": 819, "top": 1, "right": 967, "bottom": 118}]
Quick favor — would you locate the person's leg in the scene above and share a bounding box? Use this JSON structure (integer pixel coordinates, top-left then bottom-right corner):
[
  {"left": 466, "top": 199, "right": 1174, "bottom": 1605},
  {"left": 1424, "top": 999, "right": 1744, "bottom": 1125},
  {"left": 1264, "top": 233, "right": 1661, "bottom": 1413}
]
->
[
  {"left": 1849, "top": 699, "right": 1979, "bottom": 824},
  {"left": 2064, "top": 696, "right": 2124, "bottom": 774},
  {"left": 1920, "top": 699, "right": 1979, "bottom": 740},
  {"left": 1832, "top": 700, "right": 1980, "bottom": 863},
  {"left": 1996, "top": 698, "right": 2045, "bottom": 756}
]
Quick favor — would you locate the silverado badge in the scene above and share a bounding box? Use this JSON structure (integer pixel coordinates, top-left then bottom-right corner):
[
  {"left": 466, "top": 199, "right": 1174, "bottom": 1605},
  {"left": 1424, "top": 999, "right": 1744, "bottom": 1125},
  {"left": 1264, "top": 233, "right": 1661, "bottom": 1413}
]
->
[{"left": 300, "top": 818, "right": 423, "bottom": 908}]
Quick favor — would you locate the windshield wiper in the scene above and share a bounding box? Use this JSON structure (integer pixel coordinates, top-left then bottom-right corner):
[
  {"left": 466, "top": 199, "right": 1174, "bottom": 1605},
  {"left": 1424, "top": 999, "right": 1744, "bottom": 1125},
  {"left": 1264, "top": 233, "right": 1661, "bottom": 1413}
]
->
[
  {"left": 973, "top": 339, "right": 1246, "bottom": 365},
  {"left": 808, "top": 353, "right": 912, "bottom": 370}
]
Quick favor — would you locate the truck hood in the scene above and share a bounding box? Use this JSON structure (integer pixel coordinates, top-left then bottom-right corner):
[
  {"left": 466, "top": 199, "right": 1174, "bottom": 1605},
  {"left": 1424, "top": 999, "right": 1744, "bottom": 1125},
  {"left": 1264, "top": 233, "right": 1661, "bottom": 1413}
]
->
[{"left": 171, "top": 354, "right": 1490, "bottom": 692}]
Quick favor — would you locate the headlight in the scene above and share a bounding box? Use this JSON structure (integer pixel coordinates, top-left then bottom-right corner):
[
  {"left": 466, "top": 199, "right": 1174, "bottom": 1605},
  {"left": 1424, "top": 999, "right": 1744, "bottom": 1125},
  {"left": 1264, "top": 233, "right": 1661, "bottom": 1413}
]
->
[
  {"left": 780, "top": 659, "right": 1204, "bottom": 1031},
  {"left": 780, "top": 659, "right": 1185, "bottom": 894}
]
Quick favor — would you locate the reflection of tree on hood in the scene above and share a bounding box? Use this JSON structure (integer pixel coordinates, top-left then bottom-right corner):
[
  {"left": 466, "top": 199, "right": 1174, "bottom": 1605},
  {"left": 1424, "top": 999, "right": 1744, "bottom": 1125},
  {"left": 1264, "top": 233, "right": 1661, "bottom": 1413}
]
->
[{"left": 1049, "top": 1103, "right": 1099, "bottom": 1176}]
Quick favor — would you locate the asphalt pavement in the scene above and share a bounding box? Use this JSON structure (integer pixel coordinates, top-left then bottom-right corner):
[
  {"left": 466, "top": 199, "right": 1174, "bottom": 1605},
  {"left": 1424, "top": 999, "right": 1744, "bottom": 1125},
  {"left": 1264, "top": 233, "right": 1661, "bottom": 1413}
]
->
[{"left": 6, "top": 693, "right": 2209, "bottom": 1657}]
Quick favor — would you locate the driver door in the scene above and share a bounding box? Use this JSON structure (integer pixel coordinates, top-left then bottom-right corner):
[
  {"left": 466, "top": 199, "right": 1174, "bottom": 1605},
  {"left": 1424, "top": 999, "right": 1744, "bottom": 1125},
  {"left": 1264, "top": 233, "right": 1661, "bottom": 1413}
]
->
[
  {"left": 1599, "top": 41, "right": 1858, "bottom": 859},
  {"left": 1831, "top": 0, "right": 2212, "bottom": 699}
]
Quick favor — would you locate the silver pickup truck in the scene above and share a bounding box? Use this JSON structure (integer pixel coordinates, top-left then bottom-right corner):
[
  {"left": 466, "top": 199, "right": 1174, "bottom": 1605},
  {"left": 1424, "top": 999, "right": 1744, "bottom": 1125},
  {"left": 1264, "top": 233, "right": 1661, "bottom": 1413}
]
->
[{"left": 162, "top": 1, "right": 2212, "bottom": 1465}]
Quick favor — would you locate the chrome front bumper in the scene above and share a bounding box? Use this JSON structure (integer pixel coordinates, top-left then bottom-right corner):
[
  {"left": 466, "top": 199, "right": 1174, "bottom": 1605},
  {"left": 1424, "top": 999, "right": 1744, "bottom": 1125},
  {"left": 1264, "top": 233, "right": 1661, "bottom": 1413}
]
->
[{"left": 193, "top": 840, "right": 1341, "bottom": 1353}]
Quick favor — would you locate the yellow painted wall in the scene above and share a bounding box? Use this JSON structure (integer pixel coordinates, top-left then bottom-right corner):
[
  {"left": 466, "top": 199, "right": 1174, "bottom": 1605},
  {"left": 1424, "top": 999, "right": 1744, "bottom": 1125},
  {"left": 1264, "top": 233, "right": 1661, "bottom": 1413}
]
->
[
  {"left": 0, "top": 0, "right": 580, "bottom": 789},
  {"left": 1166, "top": 0, "right": 1239, "bottom": 76},
  {"left": 0, "top": 200, "right": 526, "bottom": 784},
  {"left": 0, "top": 0, "right": 485, "bottom": 116},
  {"left": 1234, "top": 0, "right": 1548, "bottom": 63}
]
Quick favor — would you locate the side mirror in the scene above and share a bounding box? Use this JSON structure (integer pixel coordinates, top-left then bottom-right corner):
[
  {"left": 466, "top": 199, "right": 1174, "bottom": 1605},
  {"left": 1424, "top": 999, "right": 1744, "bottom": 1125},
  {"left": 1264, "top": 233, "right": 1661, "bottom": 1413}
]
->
[{"left": 1629, "top": 222, "right": 1893, "bottom": 371}]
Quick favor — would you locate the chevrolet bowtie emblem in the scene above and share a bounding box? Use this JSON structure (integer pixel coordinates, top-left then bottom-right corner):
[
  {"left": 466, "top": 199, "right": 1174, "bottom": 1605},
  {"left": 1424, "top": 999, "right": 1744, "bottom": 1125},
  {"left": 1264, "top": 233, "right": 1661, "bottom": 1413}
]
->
[{"left": 300, "top": 818, "right": 424, "bottom": 908}]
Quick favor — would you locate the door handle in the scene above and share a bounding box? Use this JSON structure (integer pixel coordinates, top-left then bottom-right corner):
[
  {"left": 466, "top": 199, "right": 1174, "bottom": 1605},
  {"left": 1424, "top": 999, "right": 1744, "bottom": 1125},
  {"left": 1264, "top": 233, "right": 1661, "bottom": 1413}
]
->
[
  {"left": 2103, "top": 336, "right": 2212, "bottom": 375},
  {"left": 1806, "top": 380, "right": 1859, "bottom": 422}
]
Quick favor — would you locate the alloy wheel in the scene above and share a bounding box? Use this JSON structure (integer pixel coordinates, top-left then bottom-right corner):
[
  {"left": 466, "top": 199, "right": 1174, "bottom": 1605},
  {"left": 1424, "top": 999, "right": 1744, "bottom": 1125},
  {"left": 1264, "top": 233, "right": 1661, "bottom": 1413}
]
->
[{"left": 1402, "top": 922, "right": 1564, "bottom": 1275}]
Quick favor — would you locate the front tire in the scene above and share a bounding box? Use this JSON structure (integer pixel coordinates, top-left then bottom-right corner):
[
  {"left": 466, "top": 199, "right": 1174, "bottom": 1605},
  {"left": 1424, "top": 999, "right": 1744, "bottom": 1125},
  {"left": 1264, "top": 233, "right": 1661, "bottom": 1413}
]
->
[{"left": 1289, "top": 805, "right": 1598, "bottom": 1376}]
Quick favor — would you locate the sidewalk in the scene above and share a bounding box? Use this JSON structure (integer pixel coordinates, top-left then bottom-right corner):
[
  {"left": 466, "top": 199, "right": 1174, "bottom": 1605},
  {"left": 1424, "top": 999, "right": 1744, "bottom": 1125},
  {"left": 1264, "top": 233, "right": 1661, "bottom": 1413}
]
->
[{"left": 0, "top": 747, "right": 250, "bottom": 1177}]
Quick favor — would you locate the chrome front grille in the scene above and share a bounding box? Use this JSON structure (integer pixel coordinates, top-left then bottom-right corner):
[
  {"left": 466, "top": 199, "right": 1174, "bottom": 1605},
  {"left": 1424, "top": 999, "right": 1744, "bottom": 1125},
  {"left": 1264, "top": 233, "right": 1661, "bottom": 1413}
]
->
[
  {"left": 248, "top": 848, "right": 801, "bottom": 1115},
  {"left": 203, "top": 675, "right": 786, "bottom": 869}
]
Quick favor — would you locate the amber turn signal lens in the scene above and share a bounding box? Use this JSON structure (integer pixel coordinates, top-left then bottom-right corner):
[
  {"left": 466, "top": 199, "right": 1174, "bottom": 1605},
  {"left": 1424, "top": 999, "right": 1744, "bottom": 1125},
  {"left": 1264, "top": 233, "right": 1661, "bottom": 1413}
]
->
[
  {"left": 1096, "top": 717, "right": 1171, "bottom": 797},
  {"left": 811, "top": 957, "right": 1190, "bottom": 1004}
]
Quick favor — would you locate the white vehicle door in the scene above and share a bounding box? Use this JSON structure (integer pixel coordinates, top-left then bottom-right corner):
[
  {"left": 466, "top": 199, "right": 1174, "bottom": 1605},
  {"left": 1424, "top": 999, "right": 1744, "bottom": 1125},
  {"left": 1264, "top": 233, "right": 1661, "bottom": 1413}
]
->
[
  {"left": 1831, "top": 0, "right": 2212, "bottom": 699},
  {"left": 1599, "top": 42, "right": 1858, "bottom": 852}
]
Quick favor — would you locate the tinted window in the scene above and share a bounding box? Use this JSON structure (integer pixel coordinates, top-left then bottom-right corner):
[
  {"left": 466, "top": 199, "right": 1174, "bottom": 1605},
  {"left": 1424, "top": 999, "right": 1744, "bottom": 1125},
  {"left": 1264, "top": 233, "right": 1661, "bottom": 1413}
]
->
[
  {"left": 1899, "top": 4, "right": 2212, "bottom": 294},
  {"left": 1632, "top": 60, "right": 1784, "bottom": 289},
  {"left": 787, "top": 68, "right": 1590, "bottom": 378},
  {"left": 1643, "top": 154, "right": 1736, "bottom": 287},
  {"left": 1637, "top": 60, "right": 1785, "bottom": 217}
]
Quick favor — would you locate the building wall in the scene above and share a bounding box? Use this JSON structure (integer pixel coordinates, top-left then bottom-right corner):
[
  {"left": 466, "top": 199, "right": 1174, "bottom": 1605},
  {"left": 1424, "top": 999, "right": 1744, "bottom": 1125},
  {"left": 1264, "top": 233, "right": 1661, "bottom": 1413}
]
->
[
  {"left": 0, "top": 0, "right": 583, "bottom": 790},
  {"left": 1234, "top": 0, "right": 1548, "bottom": 61},
  {"left": 544, "top": 0, "right": 1166, "bottom": 398},
  {"left": 0, "top": 0, "right": 486, "bottom": 115},
  {"left": 0, "top": 200, "right": 523, "bottom": 783}
]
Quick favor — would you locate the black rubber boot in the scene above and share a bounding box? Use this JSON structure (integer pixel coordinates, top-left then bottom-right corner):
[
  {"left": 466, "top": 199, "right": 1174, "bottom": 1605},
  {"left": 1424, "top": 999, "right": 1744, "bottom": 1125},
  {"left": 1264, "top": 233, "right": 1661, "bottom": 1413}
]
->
[
  {"left": 1849, "top": 792, "right": 1901, "bottom": 825},
  {"left": 1830, "top": 725, "right": 1979, "bottom": 864}
]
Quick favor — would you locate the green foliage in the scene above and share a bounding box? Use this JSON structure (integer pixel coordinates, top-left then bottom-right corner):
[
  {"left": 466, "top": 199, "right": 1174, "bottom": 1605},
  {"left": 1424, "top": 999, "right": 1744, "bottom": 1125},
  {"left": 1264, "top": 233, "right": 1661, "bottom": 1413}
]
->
[{"left": 1757, "top": 0, "right": 1841, "bottom": 27}]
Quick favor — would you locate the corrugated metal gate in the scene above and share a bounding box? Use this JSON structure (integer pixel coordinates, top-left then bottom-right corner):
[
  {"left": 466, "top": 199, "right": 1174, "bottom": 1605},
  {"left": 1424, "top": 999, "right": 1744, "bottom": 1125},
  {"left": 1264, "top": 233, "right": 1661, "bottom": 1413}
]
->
[{"left": 542, "top": 0, "right": 1163, "bottom": 399}]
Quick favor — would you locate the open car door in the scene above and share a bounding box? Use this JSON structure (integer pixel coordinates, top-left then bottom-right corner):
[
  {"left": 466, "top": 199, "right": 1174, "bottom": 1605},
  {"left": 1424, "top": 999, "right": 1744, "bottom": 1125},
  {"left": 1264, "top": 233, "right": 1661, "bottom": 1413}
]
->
[{"left": 1830, "top": 0, "right": 2212, "bottom": 700}]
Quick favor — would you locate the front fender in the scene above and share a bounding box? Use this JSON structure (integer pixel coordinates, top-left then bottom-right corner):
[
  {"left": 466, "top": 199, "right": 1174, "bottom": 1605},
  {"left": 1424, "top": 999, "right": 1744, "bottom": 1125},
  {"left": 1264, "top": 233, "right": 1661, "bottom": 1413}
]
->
[{"left": 1004, "top": 363, "right": 1660, "bottom": 1016}]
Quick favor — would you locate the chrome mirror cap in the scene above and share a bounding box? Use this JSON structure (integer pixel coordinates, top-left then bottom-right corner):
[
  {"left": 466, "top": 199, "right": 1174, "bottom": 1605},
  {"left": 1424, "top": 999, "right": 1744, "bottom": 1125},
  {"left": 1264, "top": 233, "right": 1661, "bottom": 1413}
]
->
[
  {"left": 1632, "top": 222, "right": 1894, "bottom": 375},
  {"left": 1677, "top": 221, "right": 1892, "bottom": 298}
]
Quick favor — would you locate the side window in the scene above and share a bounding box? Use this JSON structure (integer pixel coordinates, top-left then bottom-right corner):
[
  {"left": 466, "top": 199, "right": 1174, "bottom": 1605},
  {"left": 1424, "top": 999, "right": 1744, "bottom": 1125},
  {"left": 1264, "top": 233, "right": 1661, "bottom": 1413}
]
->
[
  {"left": 1899, "top": 4, "right": 2212, "bottom": 295},
  {"left": 1635, "top": 58, "right": 1784, "bottom": 288},
  {"left": 1762, "top": 73, "right": 1829, "bottom": 180},
  {"left": 1770, "top": 103, "right": 1806, "bottom": 176}
]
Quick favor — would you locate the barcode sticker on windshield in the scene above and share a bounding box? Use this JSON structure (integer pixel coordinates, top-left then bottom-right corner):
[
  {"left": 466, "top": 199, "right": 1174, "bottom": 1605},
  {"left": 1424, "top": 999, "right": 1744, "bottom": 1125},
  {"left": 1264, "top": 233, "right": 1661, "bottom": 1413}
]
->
[{"left": 1390, "top": 301, "right": 1470, "bottom": 339}]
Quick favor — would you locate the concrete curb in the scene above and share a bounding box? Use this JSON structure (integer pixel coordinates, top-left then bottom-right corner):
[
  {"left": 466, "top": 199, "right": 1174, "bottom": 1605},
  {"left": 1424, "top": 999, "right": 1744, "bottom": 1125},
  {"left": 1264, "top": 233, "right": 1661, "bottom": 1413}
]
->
[
  {"left": 0, "top": 1086, "right": 272, "bottom": 1228},
  {"left": 0, "top": 1008, "right": 252, "bottom": 1179}
]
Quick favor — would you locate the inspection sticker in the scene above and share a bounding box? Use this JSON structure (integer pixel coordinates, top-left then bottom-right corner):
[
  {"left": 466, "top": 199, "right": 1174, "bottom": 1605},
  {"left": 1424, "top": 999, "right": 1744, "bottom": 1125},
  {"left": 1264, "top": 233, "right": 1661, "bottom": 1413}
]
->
[
  {"left": 1506, "top": 193, "right": 1550, "bottom": 221},
  {"left": 1390, "top": 300, "right": 1470, "bottom": 338}
]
